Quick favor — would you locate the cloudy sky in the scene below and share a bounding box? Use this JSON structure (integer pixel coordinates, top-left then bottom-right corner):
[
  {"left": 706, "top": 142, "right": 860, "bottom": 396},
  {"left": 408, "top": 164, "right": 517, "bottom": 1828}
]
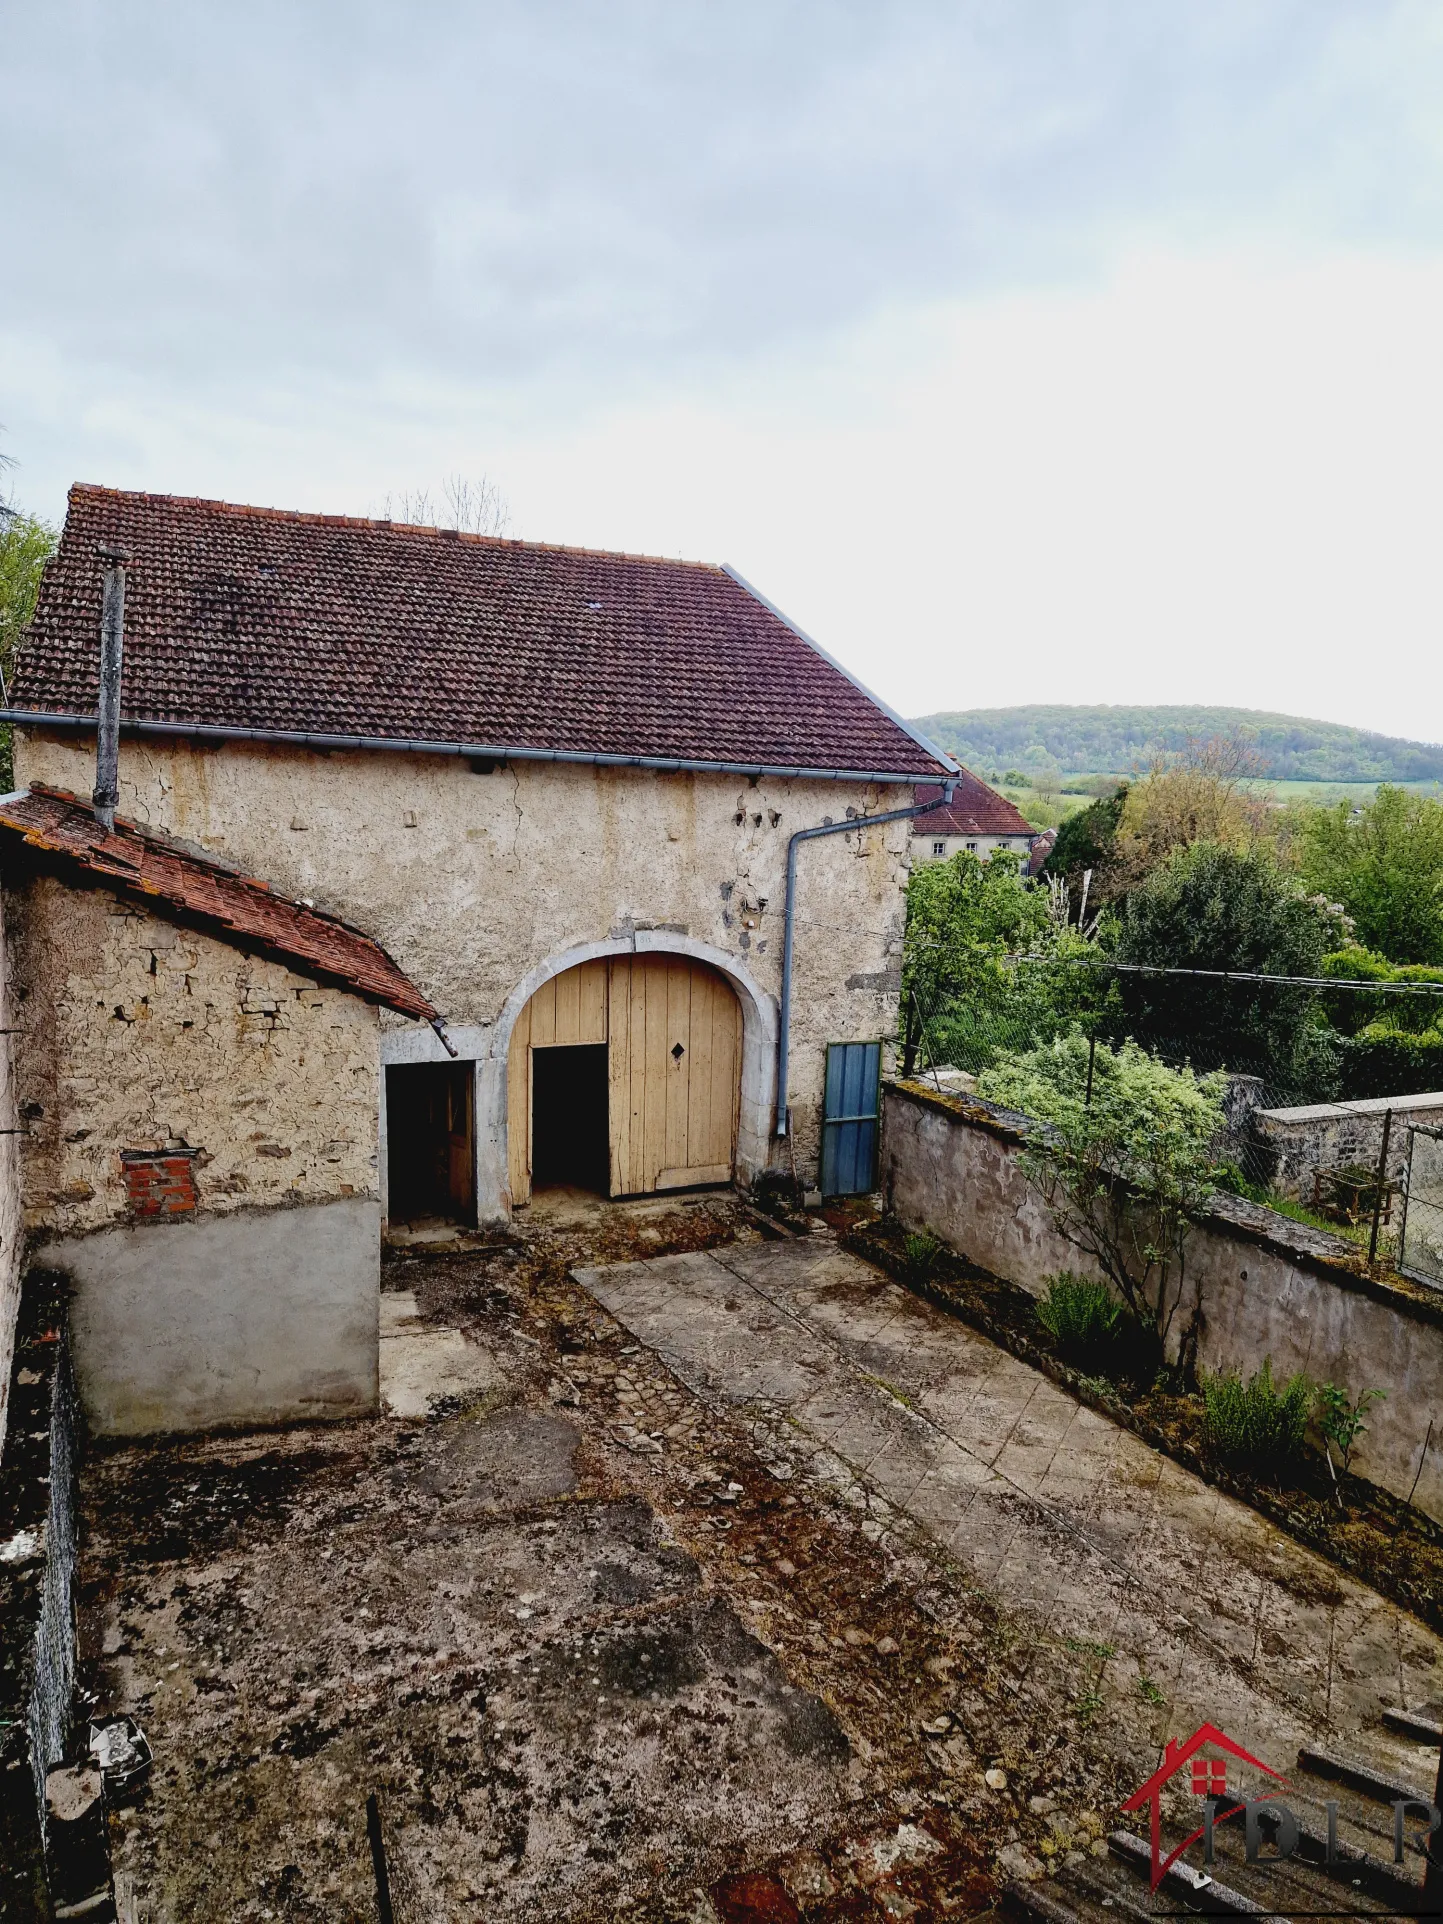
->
[{"left": 4, "top": 2, "right": 1443, "bottom": 742}]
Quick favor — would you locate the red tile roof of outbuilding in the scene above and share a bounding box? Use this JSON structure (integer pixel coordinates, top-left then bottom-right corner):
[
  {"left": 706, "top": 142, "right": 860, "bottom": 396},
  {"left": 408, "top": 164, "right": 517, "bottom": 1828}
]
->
[
  {"left": 911, "top": 773, "right": 1035, "bottom": 840},
  {"left": 0, "top": 785, "right": 437, "bottom": 1022},
  {"left": 11, "top": 486, "right": 953, "bottom": 782}
]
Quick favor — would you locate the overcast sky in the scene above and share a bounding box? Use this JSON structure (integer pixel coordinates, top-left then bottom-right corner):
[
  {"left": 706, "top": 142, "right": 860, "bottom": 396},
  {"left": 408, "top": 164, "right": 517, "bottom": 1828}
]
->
[{"left": 4, "top": 2, "right": 1443, "bottom": 744}]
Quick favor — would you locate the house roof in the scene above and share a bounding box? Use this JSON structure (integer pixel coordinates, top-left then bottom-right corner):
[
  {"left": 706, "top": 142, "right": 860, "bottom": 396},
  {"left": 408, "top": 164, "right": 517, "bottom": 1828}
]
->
[
  {"left": 0, "top": 785, "right": 437, "bottom": 1022},
  {"left": 1026, "top": 826, "right": 1057, "bottom": 877},
  {"left": 911, "top": 773, "right": 1034, "bottom": 840},
  {"left": 9, "top": 486, "right": 954, "bottom": 783}
]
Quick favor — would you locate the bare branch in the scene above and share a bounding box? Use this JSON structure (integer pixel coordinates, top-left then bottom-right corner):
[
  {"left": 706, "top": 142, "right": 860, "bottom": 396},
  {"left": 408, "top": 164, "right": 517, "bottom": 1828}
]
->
[{"left": 382, "top": 474, "right": 511, "bottom": 539}]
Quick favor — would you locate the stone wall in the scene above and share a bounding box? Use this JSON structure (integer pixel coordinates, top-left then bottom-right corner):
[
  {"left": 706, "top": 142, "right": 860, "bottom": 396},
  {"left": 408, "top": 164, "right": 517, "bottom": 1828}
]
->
[
  {"left": 9, "top": 873, "right": 380, "bottom": 1240},
  {"left": 15, "top": 733, "right": 913, "bottom": 1201},
  {"left": 4, "top": 872, "right": 383, "bottom": 1434},
  {"left": 0, "top": 888, "right": 24, "bottom": 1463},
  {"left": 882, "top": 1078, "right": 1443, "bottom": 1524},
  {"left": 1254, "top": 1091, "right": 1443, "bottom": 1198}
]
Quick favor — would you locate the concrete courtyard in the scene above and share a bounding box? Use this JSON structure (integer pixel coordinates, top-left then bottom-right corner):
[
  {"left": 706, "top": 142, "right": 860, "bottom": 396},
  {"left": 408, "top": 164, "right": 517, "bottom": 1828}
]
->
[{"left": 76, "top": 1200, "right": 1443, "bottom": 1921}]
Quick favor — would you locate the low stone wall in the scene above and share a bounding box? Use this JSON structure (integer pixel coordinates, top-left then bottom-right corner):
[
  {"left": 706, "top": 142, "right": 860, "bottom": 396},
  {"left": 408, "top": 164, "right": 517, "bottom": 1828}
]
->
[
  {"left": 1254, "top": 1091, "right": 1443, "bottom": 1198},
  {"left": 882, "top": 1078, "right": 1443, "bottom": 1525}
]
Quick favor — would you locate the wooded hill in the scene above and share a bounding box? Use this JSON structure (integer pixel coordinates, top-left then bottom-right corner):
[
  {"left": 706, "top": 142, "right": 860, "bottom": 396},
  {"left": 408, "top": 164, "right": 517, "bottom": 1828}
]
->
[{"left": 911, "top": 705, "right": 1443, "bottom": 784}]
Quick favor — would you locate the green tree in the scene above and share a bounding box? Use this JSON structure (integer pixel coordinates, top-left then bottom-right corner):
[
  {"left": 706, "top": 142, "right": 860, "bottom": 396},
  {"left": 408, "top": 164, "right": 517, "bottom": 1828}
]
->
[
  {"left": 0, "top": 489, "right": 58, "bottom": 789},
  {"left": 975, "top": 1031, "right": 1225, "bottom": 1354},
  {"left": 1111, "top": 840, "right": 1341, "bottom": 1095},
  {"left": 901, "top": 850, "right": 1050, "bottom": 1073},
  {"left": 1043, "top": 782, "right": 1128, "bottom": 886},
  {"left": 1298, "top": 785, "right": 1443, "bottom": 964}
]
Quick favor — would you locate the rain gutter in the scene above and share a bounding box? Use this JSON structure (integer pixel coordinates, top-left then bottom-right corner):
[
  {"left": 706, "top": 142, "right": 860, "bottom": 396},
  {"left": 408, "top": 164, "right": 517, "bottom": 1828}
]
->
[{"left": 0, "top": 710, "right": 947, "bottom": 789}]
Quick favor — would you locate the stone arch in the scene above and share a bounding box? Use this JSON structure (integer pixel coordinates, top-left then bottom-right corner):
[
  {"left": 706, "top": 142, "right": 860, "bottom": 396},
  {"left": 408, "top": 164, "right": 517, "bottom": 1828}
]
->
[{"left": 476, "top": 934, "right": 776, "bottom": 1220}]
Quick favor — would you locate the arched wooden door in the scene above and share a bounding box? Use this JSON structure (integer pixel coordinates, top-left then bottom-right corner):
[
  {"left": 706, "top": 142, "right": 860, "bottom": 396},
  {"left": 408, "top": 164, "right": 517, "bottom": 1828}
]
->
[{"left": 507, "top": 955, "right": 740, "bottom": 1205}]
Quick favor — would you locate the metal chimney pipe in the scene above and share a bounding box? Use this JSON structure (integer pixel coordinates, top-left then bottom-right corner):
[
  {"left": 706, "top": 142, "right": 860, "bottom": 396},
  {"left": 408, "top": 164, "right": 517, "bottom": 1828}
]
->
[{"left": 93, "top": 546, "right": 130, "bottom": 831}]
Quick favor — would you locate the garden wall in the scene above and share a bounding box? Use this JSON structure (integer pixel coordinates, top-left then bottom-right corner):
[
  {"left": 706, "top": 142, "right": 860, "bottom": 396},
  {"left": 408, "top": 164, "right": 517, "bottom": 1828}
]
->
[
  {"left": 882, "top": 1078, "right": 1443, "bottom": 1525},
  {"left": 1254, "top": 1090, "right": 1443, "bottom": 1198}
]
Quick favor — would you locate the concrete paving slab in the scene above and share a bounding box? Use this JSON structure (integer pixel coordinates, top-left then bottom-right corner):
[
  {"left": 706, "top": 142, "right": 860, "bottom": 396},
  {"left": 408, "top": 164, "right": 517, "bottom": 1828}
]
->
[
  {"left": 379, "top": 1289, "right": 505, "bottom": 1418},
  {"left": 577, "top": 1235, "right": 1443, "bottom": 1762}
]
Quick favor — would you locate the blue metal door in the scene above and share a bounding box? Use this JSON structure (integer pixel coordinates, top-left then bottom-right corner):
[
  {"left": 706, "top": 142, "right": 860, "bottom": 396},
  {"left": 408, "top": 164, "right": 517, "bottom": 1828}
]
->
[{"left": 820, "top": 1040, "right": 881, "bottom": 1197}]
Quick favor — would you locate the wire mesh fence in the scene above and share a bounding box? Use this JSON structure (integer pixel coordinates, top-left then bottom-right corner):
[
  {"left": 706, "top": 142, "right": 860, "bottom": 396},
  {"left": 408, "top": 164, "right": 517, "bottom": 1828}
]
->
[
  {"left": 901, "top": 954, "right": 1443, "bottom": 1257},
  {"left": 1401, "top": 1124, "right": 1443, "bottom": 1289}
]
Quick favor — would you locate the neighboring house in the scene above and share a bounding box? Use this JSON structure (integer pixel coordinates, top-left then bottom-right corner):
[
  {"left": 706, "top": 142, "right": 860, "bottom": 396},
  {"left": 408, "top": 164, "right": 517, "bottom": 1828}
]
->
[
  {"left": 1027, "top": 826, "right": 1057, "bottom": 877},
  {"left": 6, "top": 488, "right": 953, "bottom": 1371},
  {"left": 0, "top": 783, "right": 435, "bottom": 1433},
  {"left": 908, "top": 773, "right": 1034, "bottom": 866}
]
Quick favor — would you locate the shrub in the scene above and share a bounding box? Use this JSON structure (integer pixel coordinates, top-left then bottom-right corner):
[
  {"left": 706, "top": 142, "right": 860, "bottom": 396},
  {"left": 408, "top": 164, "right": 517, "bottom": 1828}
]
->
[
  {"left": 1202, "top": 1360, "right": 1311, "bottom": 1475},
  {"left": 1113, "top": 840, "right": 1342, "bottom": 1096},
  {"left": 1334, "top": 1025, "right": 1443, "bottom": 1099},
  {"left": 903, "top": 1231, "right": 941, "bottom": 1275},
  {"left": 976, "top": 1032, "right": 1224, "bottom": 1352},
  {"left": 1316, "top": 1383, "right": 1385, "bottom": 1475},
  {"left": 1036, "top": 1274, "right": 1125, "bottom": 1355}
]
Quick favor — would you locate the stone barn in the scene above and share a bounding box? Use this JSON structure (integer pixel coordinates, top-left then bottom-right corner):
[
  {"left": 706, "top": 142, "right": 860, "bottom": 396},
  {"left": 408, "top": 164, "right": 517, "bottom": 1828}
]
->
[{"left": 9, "top": 486, "right": 954, "bottom": 1237}]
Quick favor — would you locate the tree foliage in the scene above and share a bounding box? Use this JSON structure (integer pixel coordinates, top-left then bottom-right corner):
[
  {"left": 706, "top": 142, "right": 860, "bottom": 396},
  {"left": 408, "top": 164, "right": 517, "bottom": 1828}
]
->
[
  {"left": 1298, "top": 785, "right": 1443, "bottom": 964},
  {"left": 901, "top": 850, "right": 1109, "bottom": 1073},
  {"left": 0, "top": 490, "right": 58, "bottom": 789},
  {"left": 1111, "top": 840, "right": 1343, "bottom": 1093},
  {"left": 0, "top": 506, "right": 56, "bottom": 686},
  {"left": 1042, "top": 783, "right": 1128, "bottom": 885},
  {"left": 975, "top": 1031, "right": 1225, "bottom": 1350},
  {"left": 912, "top": 703, "right": 1443, "bottom": 784}
]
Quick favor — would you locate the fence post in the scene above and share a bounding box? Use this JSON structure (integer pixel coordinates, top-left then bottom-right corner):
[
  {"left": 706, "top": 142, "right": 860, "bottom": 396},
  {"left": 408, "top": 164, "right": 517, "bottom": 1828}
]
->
[{"left": 1369, "top": 1108, "right": 1394, "bottom": 1266}]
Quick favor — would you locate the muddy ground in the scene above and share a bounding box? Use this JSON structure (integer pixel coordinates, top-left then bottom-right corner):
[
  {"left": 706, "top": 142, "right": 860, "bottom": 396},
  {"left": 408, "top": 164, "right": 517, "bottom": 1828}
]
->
[{"left": 78, "top": 1195, "right": 1149, "bottom": 1923}]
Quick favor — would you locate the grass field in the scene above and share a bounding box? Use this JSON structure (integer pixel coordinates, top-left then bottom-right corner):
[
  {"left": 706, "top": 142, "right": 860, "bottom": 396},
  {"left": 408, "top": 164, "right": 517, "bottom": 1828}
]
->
[{"left": 990, "top": 773, "right": 1443, "bottom": 832}]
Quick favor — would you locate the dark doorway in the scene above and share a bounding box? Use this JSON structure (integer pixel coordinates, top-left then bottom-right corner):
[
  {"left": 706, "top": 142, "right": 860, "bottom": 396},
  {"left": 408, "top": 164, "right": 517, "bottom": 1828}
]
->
[
  {"left": 386, "top": 1062, "right": 475, "bottom": 1223},
  {"left": 531, "top": 1044, "right": 609, "bottom": 1193}
]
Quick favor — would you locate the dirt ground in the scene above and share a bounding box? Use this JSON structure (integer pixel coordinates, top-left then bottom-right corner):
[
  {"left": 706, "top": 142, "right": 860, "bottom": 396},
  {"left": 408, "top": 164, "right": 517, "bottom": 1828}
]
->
[{"left": 78, "top": 1195, "right": 1149, "bottom": 1923}]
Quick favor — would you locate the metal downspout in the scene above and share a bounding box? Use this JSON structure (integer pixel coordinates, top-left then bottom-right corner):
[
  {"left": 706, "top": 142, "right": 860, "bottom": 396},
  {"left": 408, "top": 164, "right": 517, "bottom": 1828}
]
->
[{"left": 775, "top": 780, "right": 955, "bottom": 1138}]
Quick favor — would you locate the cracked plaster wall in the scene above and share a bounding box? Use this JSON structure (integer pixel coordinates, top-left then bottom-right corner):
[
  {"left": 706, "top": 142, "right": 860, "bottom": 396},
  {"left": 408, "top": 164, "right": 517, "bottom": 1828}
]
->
[
  {"left": 9, "top": 873, "right": 380, "bottom": 1241},
  {"left": 16, "top": 734, "right": 913, "bottom": 1194}
]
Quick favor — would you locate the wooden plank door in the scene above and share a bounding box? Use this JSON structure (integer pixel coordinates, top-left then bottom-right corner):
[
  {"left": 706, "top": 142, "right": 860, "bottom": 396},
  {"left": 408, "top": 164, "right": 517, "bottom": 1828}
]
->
[
  {"left": 446, "top": 1063, "right": 475, "bottom": 1218},
  {"left": 608, "top": 956, "right": 739, "bottom": 1195},
  {"left": 506, "top": 959, "right": 609, "bottom": 1206}
]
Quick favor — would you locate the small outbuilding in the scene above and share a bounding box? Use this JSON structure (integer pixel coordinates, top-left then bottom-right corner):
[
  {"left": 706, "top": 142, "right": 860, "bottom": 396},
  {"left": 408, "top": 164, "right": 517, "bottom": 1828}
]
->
[{"left": 0, "top": 784, "right": 437, "bottom": 1434}]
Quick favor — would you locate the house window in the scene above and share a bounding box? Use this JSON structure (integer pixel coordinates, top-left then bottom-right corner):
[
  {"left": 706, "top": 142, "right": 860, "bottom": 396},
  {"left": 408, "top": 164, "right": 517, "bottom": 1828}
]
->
[
  {"left": 966, "top": 841, "right": 978, "bottom": 853},
  {"left": 932, "top": 840, "right": 946, "bottom": 857}
]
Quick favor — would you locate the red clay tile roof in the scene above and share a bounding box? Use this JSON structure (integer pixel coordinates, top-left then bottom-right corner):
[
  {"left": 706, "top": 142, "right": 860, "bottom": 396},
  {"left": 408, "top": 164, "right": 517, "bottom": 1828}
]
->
[
  {"left": 11, "top": 486, "right": 952, "bottom": 781},
  {"left": 0, "top": 785, "right": 437, "bottom": 1022},
  {"left": 1027, "top": 826, "right": 1058, "bottom": 877},
  {"left": 912, "top": 773, "right": 1035, "bottom": 840}
]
